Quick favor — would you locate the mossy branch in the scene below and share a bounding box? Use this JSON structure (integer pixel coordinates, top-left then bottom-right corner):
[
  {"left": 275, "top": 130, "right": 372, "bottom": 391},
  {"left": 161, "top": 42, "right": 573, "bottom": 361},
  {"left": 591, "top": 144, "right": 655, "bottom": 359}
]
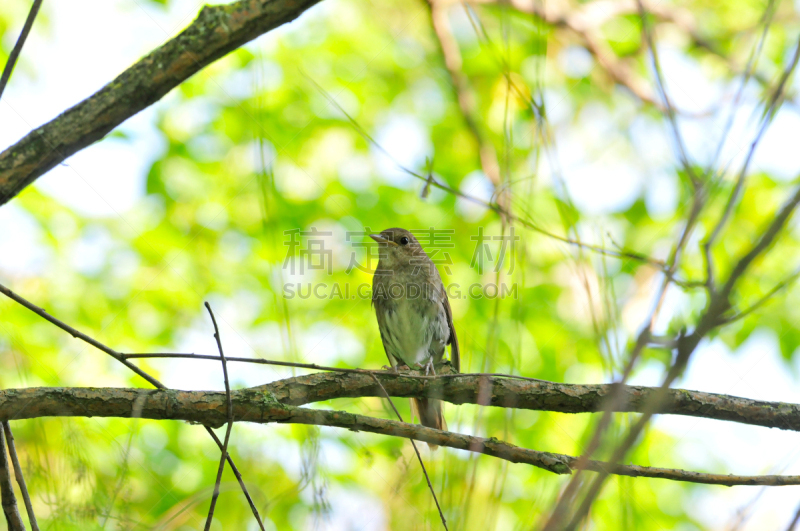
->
[
  {"left": 3, "top": 377, "right": 800, "bottom": 486},
  {"left": 0, "top": 0, "right": 322, "bottom": 206}
]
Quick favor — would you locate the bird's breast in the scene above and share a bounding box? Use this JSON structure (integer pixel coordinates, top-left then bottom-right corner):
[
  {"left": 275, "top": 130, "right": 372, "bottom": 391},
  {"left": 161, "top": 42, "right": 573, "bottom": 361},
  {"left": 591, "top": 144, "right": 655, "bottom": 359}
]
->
[{"left": 375, "top": 286, "right": 447, "bottom": 367}]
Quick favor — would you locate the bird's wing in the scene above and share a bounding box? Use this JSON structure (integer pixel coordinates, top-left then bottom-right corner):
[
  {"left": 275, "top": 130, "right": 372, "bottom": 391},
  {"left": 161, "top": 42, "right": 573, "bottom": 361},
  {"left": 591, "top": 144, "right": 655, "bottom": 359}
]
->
[{"left": 441, "top": 287, "right": 460, "bottom": 373}]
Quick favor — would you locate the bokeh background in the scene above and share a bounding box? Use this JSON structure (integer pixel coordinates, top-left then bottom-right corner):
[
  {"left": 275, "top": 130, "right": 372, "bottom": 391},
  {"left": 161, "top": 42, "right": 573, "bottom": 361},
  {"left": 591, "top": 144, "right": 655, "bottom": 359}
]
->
[{"left": 3, "top": 0, "right": 800, "bottom": 529}]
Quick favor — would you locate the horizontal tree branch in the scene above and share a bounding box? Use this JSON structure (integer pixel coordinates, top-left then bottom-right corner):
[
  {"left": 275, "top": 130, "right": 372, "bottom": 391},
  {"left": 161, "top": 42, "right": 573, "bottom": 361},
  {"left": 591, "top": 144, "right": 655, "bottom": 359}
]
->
[
  {"left": 0, "top": 0, "right": 321, "bottom": 206},
  {"left": 1, "top": 385, "right": 798, "bottom": 486},
  {"left": 218, "top": 366, "right": 800, "bottom": 432}
]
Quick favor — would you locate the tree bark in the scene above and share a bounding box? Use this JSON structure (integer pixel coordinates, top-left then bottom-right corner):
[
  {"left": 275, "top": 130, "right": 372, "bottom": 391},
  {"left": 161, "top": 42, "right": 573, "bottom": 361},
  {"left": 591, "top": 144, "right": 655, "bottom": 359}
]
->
[
  {"left": 2, "top": 382, "right": 800, "bottom": 486},
  {"left": 0, "top": 0, "right": 322, "bottom": 206}
]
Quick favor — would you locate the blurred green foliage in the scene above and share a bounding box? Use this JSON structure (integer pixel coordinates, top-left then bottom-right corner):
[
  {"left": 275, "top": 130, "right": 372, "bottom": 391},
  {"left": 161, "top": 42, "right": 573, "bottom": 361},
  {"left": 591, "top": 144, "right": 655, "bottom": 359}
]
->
[{"left": 2, "top": 0, "right": 800, "bottom": 529}]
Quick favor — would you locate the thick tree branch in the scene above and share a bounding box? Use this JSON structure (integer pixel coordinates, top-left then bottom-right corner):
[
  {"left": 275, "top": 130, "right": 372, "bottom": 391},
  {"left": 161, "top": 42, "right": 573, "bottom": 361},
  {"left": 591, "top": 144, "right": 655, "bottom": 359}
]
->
[
  {"left": 124, "top": 354, "right": 800, "bottom": 432},
  {"left": 259, "top": 370, "right": 800, "bottom": 432},
  {"left": 4, "top": 368, "right": 800, "bottom": 432},
  {"left": 1, "top": 385, "right": 799, "bottom": 486},
  {"left": 0, "top": 0, "right": 322, "bottom": 206}
]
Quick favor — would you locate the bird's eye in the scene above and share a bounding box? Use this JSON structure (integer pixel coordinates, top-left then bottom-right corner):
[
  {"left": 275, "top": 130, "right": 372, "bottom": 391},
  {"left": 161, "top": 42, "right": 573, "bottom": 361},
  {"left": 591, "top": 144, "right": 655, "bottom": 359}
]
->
[{"left": 400, "top": 237, "right": 409, "bottom": 245}]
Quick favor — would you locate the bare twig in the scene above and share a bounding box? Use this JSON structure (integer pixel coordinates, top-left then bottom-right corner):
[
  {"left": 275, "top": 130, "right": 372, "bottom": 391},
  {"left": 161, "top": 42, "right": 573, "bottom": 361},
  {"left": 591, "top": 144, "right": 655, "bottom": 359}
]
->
[
  {"left": 123, "top": 352, "right": 552, "bottom": 383},
  {"left": 0, "top": 282, "right": 266, "bottom": 530},
  {"left": 0, "top": 426, "right": 25, "bottom": 531},
  {"left": 786, "top": 503, "right": 800, "bottom": 531},
  {"left": 0, "top": 0, "right": 42, "bottom": 101},
  {"left": 544, "top": 181, "right": 706, "bottom": 530},
  {"left": 637, "top": 0, "right": 699, "bottom": 187},
  {"left": 369, "top": 373, "right": 448, "bottom": 530},
  {"left": 1, "top": 423, "right": 38, "bottom": 531},
  {"left": 561, "top": 178, "right": 800, "bottom": 530},
  {"left": 304, "top": 73, "right": 690, "bottom": 283},
  {"left": 462, "top": 0, "right": 662, "bottom": 109},
  {"left": 0, "top": 283, "right": 163, "bottom": 388},
  {"left": 703, "top": 35, "right": 800, "bottom": 291},
  {"left": 720, "top": 266, "right": 800, "bottom": 325},
  {"left": 3, "top": 387, "right": 800, "bottom": 487},
  {"left": 203, "top": 303, "right": 234, "bottom": 531},
  {"left": 426, "top": 0, "right": 506, "bottom": 216}
]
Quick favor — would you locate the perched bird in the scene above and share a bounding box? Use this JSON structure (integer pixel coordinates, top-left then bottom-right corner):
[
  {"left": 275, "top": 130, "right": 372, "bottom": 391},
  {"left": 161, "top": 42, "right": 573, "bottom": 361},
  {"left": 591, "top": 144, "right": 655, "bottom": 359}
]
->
[{"left": 370, "top": 228, "right": 460, "bottom": 446}]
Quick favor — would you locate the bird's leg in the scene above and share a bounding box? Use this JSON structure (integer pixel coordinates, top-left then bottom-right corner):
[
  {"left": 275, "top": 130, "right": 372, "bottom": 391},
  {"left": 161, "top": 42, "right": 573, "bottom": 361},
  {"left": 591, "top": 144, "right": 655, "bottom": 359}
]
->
[{"left": 423, "top": 358, "right": 436, "bottom": 376}]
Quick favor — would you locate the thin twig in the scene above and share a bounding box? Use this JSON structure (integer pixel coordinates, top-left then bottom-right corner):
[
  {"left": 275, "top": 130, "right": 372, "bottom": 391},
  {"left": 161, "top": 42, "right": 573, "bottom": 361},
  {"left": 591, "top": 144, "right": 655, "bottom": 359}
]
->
[
  {"left": 302, "top": 72, "right": 683, "bottom": 278},
  {"left": 0, "top": 283, "right": 164, "bottom": 388},
  {"left": 544, "top": 185, "right": 706, "bottom": 529},
  {"left": 0, "top": 282, "right": 266, "bottom": 530},
  {"left": 0, "top": 426, "right": 25, "bottom": 531},
  {"left": 719, "top": 266, "right": 800, "bottom": 325},
  {"left": 562, "top": 178, "right": 800, "bottom": 531},
  {"left": 0, "top": 0, "right": 43, "bottom": 101},
  {"left": 369, "top": 373, "right": 448, "bottom": 530},
  {"left": 703, "top": 34, "right": 800, "bottom": 291},
  {"left": 2, "top": 423, "right": 38, "bottom": 531},
  {"left": 637, "top": 0, "right": 699, "bottom": 187},
  {"left": 426, "top": 0, "right": 505, "bottom": 216},
  {"left": 122, "top": 352, "right": 552, "bottom": 383},
  {"left": 787, "top": 503, "right": 800, "bottom": 531},
  {"left": 203, "top": 302, "right": 234, "bottom": 531}
]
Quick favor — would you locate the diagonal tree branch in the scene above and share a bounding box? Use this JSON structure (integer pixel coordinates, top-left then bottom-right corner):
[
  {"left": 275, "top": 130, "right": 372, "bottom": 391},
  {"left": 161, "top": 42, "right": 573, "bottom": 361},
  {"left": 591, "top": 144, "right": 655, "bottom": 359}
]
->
[
  {"left": 0, "top": 0, "right": 43, "bottom": 102},
  {"left": 1, "top": 385, "right": 800, "bottom": 487},
  {"left": 0, "top": 0, "right": 322, "bottom": 207},
  {"left": 0, "top": 425, "right": 25, "bottom": 531},
  {"left": 1, "top": 423, "right": 37, "bottom": 531},
  {"left": 203, "top": 302, "right": 236, "bottom": 531}
]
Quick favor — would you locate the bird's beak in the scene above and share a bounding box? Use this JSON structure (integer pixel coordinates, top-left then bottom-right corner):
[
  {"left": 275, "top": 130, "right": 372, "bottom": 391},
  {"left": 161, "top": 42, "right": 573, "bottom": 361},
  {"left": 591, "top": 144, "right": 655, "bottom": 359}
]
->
[{"left": 370, "top": 234, "right": 398, "bottom": 246}]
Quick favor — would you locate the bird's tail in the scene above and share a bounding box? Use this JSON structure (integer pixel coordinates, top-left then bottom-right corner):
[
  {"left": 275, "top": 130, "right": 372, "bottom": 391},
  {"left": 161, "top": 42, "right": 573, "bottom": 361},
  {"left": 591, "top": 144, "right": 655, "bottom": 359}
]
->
[{"left": 410, "top": 398, "right": 445, "bottom": 451}]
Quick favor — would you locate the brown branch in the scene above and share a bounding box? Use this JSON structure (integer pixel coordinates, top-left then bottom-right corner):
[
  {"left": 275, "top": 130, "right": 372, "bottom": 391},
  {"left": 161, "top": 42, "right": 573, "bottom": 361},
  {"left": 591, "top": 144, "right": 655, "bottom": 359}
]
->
[
  {"left": 462, "top": 0, "right": 661, "bottom": 108},
  {"left": 0, "top": 426, "right": 24, "bottom": 531},
  {"left": 0, "top": 0, "right": 43, "bottom": 101},
  {"left": 0, "top": 0, "right": 322, "bottom": 207},
  {"left": 703, "top": 32, "right": 800, "bottom": 292},
  {"left": 203, "top": 303, "right": 235, "bottom": 531},
  {"left": 561, "top": 174, "right": 800, "bottom": 529},
  {"left": 0, "top": 283, "right": 163, "bottom": 388},
  {"left": 118, "top": 358, "right": 800, "bottom": 432},
  {"left": 266, "top": 370, "right": 800, "bottom": 432},
  {"left": 4, "top": 367, "right": 800, "bottom": 431},
  {"left": 1, "top": 385, "right": 799, "bottom": 487},
  {"left": 1, "top": 423, "right": 37, "bottom": 531},
  {"left": 426, "top": 0, "right": 506, "bottom": 215}
]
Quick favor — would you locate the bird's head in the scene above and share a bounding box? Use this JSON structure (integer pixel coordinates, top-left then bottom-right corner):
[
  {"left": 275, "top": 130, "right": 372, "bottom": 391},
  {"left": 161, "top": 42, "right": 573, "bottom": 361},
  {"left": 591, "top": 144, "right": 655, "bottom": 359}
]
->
[{"left": 369, "top": 228, "right": 423, "bottom": 268}]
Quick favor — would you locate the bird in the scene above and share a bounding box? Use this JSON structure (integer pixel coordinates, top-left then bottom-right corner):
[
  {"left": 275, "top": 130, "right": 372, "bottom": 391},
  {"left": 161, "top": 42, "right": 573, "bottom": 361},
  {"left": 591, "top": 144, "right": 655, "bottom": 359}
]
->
[{"left": 370, "top": 228, "right": 460, "bottom": 448}]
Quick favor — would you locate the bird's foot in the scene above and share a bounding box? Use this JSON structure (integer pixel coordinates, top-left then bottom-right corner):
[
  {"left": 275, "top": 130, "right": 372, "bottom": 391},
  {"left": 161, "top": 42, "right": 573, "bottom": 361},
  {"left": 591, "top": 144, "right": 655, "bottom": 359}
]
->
[{"left": 423, "top": 359, "right": 436, "bottom": 376}]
